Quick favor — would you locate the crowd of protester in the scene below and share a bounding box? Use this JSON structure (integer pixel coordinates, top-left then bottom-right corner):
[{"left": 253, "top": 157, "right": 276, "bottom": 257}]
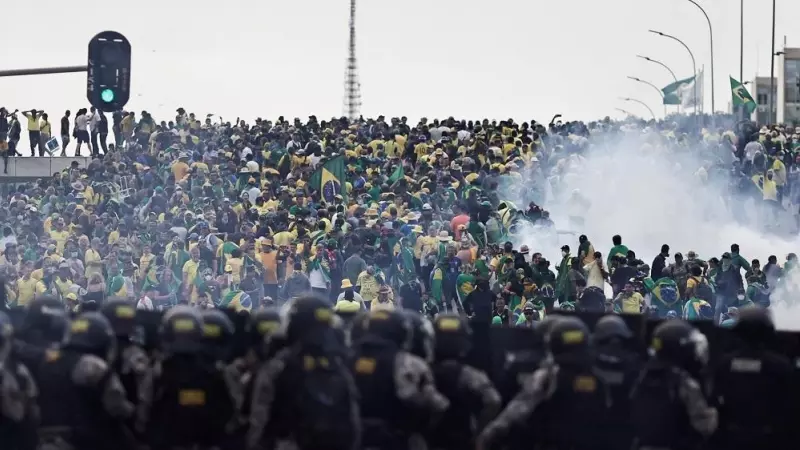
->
[{"left": 0, "top": 104, "right": 798, "bottom": 329}]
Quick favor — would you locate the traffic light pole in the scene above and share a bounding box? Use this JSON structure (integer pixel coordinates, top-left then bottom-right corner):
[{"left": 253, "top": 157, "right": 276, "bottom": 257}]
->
[{"left": 0, "top": 65, "right": 87, "bottom": 78}]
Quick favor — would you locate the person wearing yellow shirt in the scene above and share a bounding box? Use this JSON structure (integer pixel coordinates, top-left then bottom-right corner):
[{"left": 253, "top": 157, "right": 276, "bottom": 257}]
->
[
  {"left": 771, "top": 155, "right": 787, "bottom": 196},
  {"left": 181, "top": 246, "right": 202, "bottom": 303},
  {"left": 226, "top": 248, "right": 245, "bottom": 287},
  {"left": 49, "top": 220, "right": 70, "bottom": 253},
  {"left": 54, "top": 263, "right": 74, "bottom": 300},
  {"left": 21, "top": 109, "right": 41, "bottom": 157},
  {"left": 171, "top": 156, "right": 191, "bottom": 182},
  {"left": 15, "top": 263, "right": 46, "bottom": 307},
  {"left": 260, "top": 239, "right": 280, "bottom": 300},
  {"left": 763, "top": 170, "right": 780, "bottom": 223},
  {"left": 84, "top": 239, "right": 103, "bottom": 279},
  {"left": 356, "top": 267, "right": 381, "bottom": 308},
  {"left": 612, "top": 282, "right": 645, "bottom": 314},
  {"left": 140, "top": 244, "right": 155, "bottom": 278}
]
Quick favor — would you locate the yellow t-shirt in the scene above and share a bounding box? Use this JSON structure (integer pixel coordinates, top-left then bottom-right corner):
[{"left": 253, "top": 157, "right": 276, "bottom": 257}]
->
[
  {"left": 182, "top": 259, "right": 200, "bottom": 301},
  {"left": 16, "top": 277, "right": 46, "bottom": 306},
  {"left": 49, "top": 230, "right": 69, "bottom": 253},
  {"left": 227, "top": 257, "right": 244, "bottom": 285},
  {"left": 24, "top": 113, "right": 40, "bottom": 131},
  {"left": 172, "top": 161, "right": 190, "bottom": 182},
  {"left": 356, "top": 271, "right": 379, "bottom": 303},
  {"left": 85, "top": 248, "right": 102, "bottom": 277},
  {"left": 620, "top": 292, "right": 644, "bottom": 314}
]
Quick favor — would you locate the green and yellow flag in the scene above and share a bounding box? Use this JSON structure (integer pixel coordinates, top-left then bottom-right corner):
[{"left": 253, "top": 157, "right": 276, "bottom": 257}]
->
[
  {"left": 730, "top": 77, "right": 757, "bottom": 115},
  {"left": 309, "top": 156, "right": 347, "bottom": 203}
]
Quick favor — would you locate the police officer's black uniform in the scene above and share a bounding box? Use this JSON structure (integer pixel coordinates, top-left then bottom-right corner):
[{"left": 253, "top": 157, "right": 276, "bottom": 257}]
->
[
  {"left": 0, "top": 310, "right": 38, "bottom": 450},
  {"left": 593, "top": 314, "right": 641, "bottom": 450},
  {"left": 629, "top": 319, "right": 718, "bottom": 450},
  {"left": 137, "top": 306, "right": 237, "bottom": 450},
  {"left": 349, "top": 309, "right": 449, "bottom": 450},
  {"left": 36, "top": 312, "right": 135, "bottom": 450},
  {"left": 100, "top": 299, "right": 150, "bottom": 408},
  {"left": 479, "top": 316, "right": 612, "bottom": 450},
  {"left": 247, "top": 296, "right": 360, "bottom": 450},
  {"left": 498, "top": 315, "right": 561, "bottom": 404},
  {"left": 710, "top": 308, "right": 796, "bottom": 450},
  {"left": 428, "top": 313, "right": 501, "bottom": 450},
  {"left": 13, "top": 296, "right": 67, "bottom": 374}
]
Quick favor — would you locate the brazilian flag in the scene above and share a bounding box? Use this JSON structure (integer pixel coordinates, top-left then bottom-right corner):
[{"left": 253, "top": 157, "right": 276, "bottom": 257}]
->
[
  {"left": 219, "top": 290, "right": 252, "bottom": 312},
  {"left": 309, "top": 156, "right": 347, "bottom": 203}
]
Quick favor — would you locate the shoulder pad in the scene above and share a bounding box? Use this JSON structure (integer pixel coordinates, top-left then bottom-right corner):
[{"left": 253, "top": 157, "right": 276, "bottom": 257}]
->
[{"left": 71, "top": 354, "right": 111, "bottom": 387}]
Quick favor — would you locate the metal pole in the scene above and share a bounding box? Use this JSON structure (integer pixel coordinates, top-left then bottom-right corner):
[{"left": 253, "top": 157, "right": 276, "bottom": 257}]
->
[
  {"left": 769, "top": 0, "right": 776, "bottom": 125},
  {"left": 622, "top": 97, "right": 656, "bottom": 121},
  {"left": 637, "top": 55, "right": 680, "bottom": 114},
  {"left": 686, "top": 0, "right": 715, "bottom": 113},
  {"left": 637, "top": 55, "right": 678, "bottom": 82},
  {"left": 628, "top": 76, "right": 666, "bottom": 116},
  {"left": 649, "top": 30, "right": 697, "bottom": 116},
  {"left": 0, "top": 66, "right": 87, "bottom": 78},
  {"left": 740, "top": 0, "right": 744, "bottom": 119},
  {"left": 615, "top": 108, "right": 635, "bottom": 117}
]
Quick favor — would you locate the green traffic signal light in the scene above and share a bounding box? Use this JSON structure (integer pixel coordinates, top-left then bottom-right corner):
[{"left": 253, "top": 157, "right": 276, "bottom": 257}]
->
[{"left": 100, "top": 88, "right": 115, "bottom": 103}]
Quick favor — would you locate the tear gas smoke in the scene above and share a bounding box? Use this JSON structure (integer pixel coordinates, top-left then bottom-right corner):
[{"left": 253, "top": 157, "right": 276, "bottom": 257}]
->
[{"left": 503, "top": 132, "right": 800, "bottom": 330}]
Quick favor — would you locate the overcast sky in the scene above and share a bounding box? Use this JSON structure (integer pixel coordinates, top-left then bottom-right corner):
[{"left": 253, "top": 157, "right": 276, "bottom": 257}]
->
[{"left": 2, "top": 0, "right": 799, "bottom": 125}]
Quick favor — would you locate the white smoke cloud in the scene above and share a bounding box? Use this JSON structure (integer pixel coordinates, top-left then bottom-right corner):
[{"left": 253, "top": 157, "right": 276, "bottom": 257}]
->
[{"left": 502, "top": 129, "right": 800, "bottom": 330}]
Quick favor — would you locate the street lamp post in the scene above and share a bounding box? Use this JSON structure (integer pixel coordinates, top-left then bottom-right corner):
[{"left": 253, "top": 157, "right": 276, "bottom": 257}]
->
[
  {"left": 769, "top": 0, "right": 777, "bottom": 124},
  {"left": 686, "top": 0, "right": 715, "bottom": 113},
  {"left": 649, "top": 30, "right": 698, "bottom": 116},
  {"left": 628, "top": 76, "right": 666, "bottom": 116},
  {"left": 621, "top": 97, "right": 656, "bottom": 121},
  {"left": 636, "top": 55, "right": 678, "bottom": 83}
]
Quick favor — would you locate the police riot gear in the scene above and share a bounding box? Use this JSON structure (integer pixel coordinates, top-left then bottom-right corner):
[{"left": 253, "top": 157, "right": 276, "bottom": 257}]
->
[
  {"left": 201, "top": 309, "right": 236, "bottom": 364},
  {"left": 100, "top": 300, "right": 149, "bottom": 409},
  {"left": 404, "top": 310, "right": 434, "bottom": 363},
  {"left": 36, "top": 314, "right": 134, "bottom": 450},
  {"left": 247, "top": 296, "right": 360, "bottom": 450},
  {"left": 348, "top": 309, "right": 448, "bottom": 450},
  {"left": 138, "top": 305, "right": 238, "bottom": 450},
  {"left": 479, "top": 315, "right": 612, "bottom": 450},
  {"left": 710, "top": 308, "right": 794, "bottom": 450},
  {"left": 0, "top": 311, "right": 38, "bottom": 450},
  {"left": 429, "top": 314, "right": 501, "bottom": 450},
  {"left": 630, "top": 320, "right": 718, "bottom": 450},
  {"left": 14, "top": 296, "right": 68, "bottom": 372}
]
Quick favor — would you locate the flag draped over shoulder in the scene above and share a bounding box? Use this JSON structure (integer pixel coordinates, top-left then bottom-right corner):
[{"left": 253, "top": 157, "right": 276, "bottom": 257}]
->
[
  {"left": 309, "top": 156, "right": 347, "bottom": 203},
  {"left": 218, "top": 290, "right": 252, "bottom": 312},
  {"left": 730, "top": 77, "right": 757, "bottom": 114},
  {"left": 662, "top": 75, "right": 696, "bottom": 106},
  {"left": 388, "top": 165, "right": 404, "bottom": 184}
]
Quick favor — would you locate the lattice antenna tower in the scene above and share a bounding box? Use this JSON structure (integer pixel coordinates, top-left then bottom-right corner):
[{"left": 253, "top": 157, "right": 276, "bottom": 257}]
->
[{"left": 343, "top": 0, "right": 362, "bottom": 121}]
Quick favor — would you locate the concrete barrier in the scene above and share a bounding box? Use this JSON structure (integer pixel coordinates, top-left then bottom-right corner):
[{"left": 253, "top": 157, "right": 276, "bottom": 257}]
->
[{"left": 0, "top": 157, "right": 92, "bottom": 179}]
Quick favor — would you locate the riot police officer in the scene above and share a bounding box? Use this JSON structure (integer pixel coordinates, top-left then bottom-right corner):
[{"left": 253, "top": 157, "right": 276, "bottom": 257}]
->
[
  {"left": 593, "top": 314, "right": 641, "bottom": 450},
  {"left": 0, "top": 310, "right": 38, "bottom": 450},
  {"left": 348, "top": 308, "right": 449, "bottom": 450},
  {"left": 36, "top": 312, "right": 134, "bottom": 450},
  {"left": 478, "top": 316, "right": 612, "bottom": 450},
  {"left": 404, "top": 310, "right": 435, "bottom": 364},
  {"left": 100, "top": 299, "right": 149, "bottom": 408},
  {"left": 630, "top": 319, "right": 718, "bottom": 450},
  {"left": 201, "top": 309, "right": 237, "bottom": 367},
  {"left": 710, "top": 307, "right": 795, "bottom": 450},
  {"left": 497, "top": 315, "right": 562, "bottom": 404},
  {"left": 138, "top": 306, "right": 237, "bottom": 450},
  {"left": 247, "top": 296, "right": 360, "bottom": 450},
  {"left": 14, "top": 296, "right": 68, "bottom": 373},
  {"left": 428, "top": 313, "right": 501, "bottom": 450}
]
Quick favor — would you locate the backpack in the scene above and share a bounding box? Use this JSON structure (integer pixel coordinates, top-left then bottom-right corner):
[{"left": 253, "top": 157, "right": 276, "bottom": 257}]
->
[
  {"left": 693, "top": 278, "right": 714, "bottom": 303},
  {"left": 289, "top": 349, "right": 358, "bottom": 450}
]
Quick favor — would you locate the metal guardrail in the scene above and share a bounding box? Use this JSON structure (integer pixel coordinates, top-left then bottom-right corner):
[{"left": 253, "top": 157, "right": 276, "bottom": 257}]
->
[{"left": 0, "top": 156, "right": 92, "bottom": 179}]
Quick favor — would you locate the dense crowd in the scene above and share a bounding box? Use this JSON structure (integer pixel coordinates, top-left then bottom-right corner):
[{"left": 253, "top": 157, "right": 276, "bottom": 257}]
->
[
  {"left": 0, "top": 106, "right": 798, "bottom": 329},
  {"left": 0, "top": 105, "right": 799, "bottom": 450}
]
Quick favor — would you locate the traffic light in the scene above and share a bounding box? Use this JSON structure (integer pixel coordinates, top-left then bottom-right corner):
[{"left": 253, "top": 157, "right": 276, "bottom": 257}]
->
[{"left": 87, "top": 31, "right": 131, "bottom": 112}]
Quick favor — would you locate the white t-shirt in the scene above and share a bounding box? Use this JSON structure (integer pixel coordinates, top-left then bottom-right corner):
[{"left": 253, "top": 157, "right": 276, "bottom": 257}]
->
[
  {"left": 75, "top": 114, "right": 89, "bottom": 131},
  {"left": 89, "top": 112, "right": 101, "bottom": 130}
]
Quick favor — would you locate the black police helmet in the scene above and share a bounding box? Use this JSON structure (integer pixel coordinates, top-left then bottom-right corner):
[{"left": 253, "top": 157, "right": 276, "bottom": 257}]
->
[
  {"left": 433, "top": 313, "right": 472, "bottom": 361},
  {"left": 201, "top": 309, "right": 235, "bottom": 345},
  {"left": 64, "top": 312, "right": 116, "bottom": 362},
  {"left": 247, "top": 307, "right": 282, "bottom": 346},
  {"left": 354, "top": 309, "right": 412, "bottom": 350},
  {"left": 536, "top": 314, "right": 564, "bottom": 343},
  {"left": 594, "top": 315, "right": 633, "bottom": 344},
  {"left": 159, "top": 305, "right": 204, "bottom": 355},
  {"left": 22, "top": 295, "right": 68, "bottom": 344},
  {"left": 546, "top": 316, "right": 591, "bottom": 357},
  {"left": 404, "top": 310, "right": 435, "bottom": 363},
  {"left": 650, "top": 319, "right": 709, "bottom": 368},
  {"left": 734, "top": 307, "right": 775, "bottom": 343},
  {"left": 101, "top": 299, "right": 138, "bottom": 338},
  {"left": 281, "top": 295, "right": 337, "bottom": 344}
]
